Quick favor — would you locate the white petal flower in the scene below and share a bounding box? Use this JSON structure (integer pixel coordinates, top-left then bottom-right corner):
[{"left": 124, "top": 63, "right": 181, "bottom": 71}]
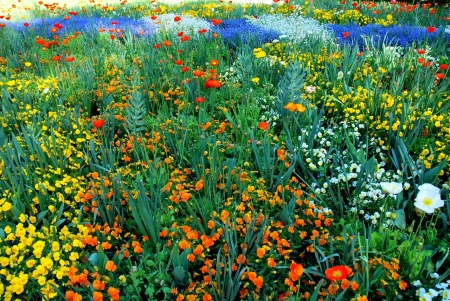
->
[
  {"left": 414, "top": 184, "right": 444, "bottom": 214},
  {"left": 380, "top": 182, "right": 403, "bottom": 195}
]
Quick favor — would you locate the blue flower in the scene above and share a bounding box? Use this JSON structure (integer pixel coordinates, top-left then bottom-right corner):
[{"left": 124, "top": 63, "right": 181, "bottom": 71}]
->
[
  {"left": 216, "top": 19, "right": 279, "bottom": 48},
  {"left": 328, "top": 23, "right": 450, "bottom": 50},
  {"left": 8, "top": 16, "right": 158, "bottom": 38}
]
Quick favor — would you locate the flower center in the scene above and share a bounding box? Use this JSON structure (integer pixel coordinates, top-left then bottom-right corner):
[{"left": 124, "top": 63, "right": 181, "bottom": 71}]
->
[
  {"left": 423, "top": 197, "right": 433, "bottom": 206},
  {"left": 332, "top": 271, "right": 342, "bottom": 278}
]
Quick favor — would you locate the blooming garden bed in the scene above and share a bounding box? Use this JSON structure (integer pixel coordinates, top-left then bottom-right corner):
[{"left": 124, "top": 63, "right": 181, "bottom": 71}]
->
[{"left": 1, "top": 0, "right": 450, "bottom": 300}]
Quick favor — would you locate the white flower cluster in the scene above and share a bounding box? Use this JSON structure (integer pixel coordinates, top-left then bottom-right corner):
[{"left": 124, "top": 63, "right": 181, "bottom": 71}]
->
[
  {"left": 256, "top": 94, "right": 281, "bottom": 126},
  {"left": 413, "top": 278, "right": 450, "bottom": 301},
  {"left": 247, "top": 14, "right": 332, "bottom": 44},
  {"left": 142, "top": 13, "right": 211, "bottom": 35}
]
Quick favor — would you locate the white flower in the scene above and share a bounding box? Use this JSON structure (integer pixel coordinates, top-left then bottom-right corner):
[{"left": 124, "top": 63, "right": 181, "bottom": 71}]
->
[
  {"left": 380, "top": 182, "right": 403, "bottom": 195},
  {"left": 412, "top": 280, "right": 422, "bottom": 287},
  {"left": 43, "top": 87, "right": 49, "bottom": 94},
  {"left": 337, "top": 71, "right": 344, "bottom": 80},
  {"left": 414, "top": 183, "right": 444, "bottom": 214},
  {"left": 431, "top": 272, "right": 440, "bottom": 279},
  {"left": 305, "top": 85, "right": 316, "bottom": 93}
]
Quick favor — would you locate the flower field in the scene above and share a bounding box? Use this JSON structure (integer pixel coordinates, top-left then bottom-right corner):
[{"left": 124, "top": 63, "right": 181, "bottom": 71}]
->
[{"left": 1, "top": 0, "right": 450, "bottom": 300}]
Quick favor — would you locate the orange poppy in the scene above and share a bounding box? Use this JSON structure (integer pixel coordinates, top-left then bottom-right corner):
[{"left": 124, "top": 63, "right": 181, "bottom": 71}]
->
[
  {"left": 92, "top": 119, "right": 105, "bottom": 128},
  {"left": 325, "top": 265, "right": 349, "bottom": 281},
  {"left": 435, "top": 73, "right": 445, "bottom": 80},
  {"left": 289, "top": 261, "right": 304, "bottom": 281},
  {"left": 195, "top": 97, "right": 205, "bottom": 103},
  {"left": 210, "top": 59, "right": 219, "bottom": 66},
  {"left": 52, "top": 55, "right": 61, "bottom": 61},
  {"left": 204, "top": 79, "right": 221, "bottom": 88},
  {"left": 162, "top": 40, "right": 171, "bottom": 47},
  {"left": 65, "top": 56, "right": 75, "bottom": 62},
  {"left": 210, "top": 19, "right": 222, "bottom": 26},
  {"left": 198, "top": 28, "right": 207, "bottom": 33},
  {"left": 180, "top": 36, "right": 189, "bottom": 42},
  {"left": 193, "top": 70, "right": 205, "bottom": 77},
  {"left": 258, "top": 121, "right": 269, "bottom": 131}
]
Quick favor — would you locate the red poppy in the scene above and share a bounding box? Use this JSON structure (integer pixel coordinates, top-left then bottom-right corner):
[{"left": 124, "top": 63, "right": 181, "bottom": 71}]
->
[
  {"left": 210, "top": 59, "right": 219, "bottom": 66},
  {"left": 65, "top": 56, "right": 75, "bottom": 62},
  {"left": 342, "top": 32, "right": 350, "bottom": 38},
  {"left": 180, "top": 36, "right": 189, "bottom": 42},
  {"left": 111, "top": 21, "right": 118, "bottom": 25},
  {"left": 341, "top": 0, "right": 346, "bottom": 4},
  {"left": 204, "top": 79, "right": 221, "bottom": 88},
  {"left": 151, "top": 15, "right": 157, "bottom": 20},
  {"left": 174, "top": 60, "right": 183, "bottom": 65},
  {"left": 351, "top": 1, "right": 358, "bottom": 7},
  {"left": 0, "top": 24, "right": 5, "bottom": 28},
  {"left": 110, "top": 34, "right": 115, "bottom": 40},
  {"left": 174, "top": 16, "right": 181, "bottom": 22},
  {"left": 258, "top": 121, "right": 269, "bottom": 131},
  {"left": 325, "top": 266, "right": 350, "bottom": 281},
  {"left": 427, "top": 26, "right": 436, "bottom": 33},
  {"left": 52, "top": 55, "right": 61, "bottom": 61},
  {"left": 177, "top": 31, "right": 184, "bottom": 37},
  {"left": 417, "top": 48, "right": 426, "bottom": 54},
  {"left": 92, "top": 119, "right": 105, "bottom": 128},
  {"left": 439, "top": 64, "right": 448, "bottom": 70},
  {"left": 193, "top": 70, "right": 205, "bottom": 77},
  {"left": 435, "top": 73, "right": 445, "bottom": 80},
  {"left": 181, "top": 66, "right": 189, "bottom": 72},
  {"left": 24, "top": 22, "right": 29, "bottom": 27},
  {"left": 54, "top": 22, "right": 63, "bottom": 29},
  {"left": 162, "top": 40, "right": 171, "bottom": 47},
  {"left": 154, "top": 43, "right": 160, "bottom": 49},
  {"left": 195, "top": 97, "right": 205, "bottom": 103},
  {"left": 68, "top": 11, "right": 78, "bottom": 15},
  {"left": 198, "top": 28, "right": 207, "bottom": 34},
  {"left": 210, "top": 19, "right": 223, "bottom": 26}
]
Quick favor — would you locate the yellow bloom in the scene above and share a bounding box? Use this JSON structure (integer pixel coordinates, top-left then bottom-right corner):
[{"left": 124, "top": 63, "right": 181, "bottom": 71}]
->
[
  {"left": 251, "top": 77, "right": 260, "bottom": 84},
  {"left": 24, "top": 62, "right": 32, "bottom": 67}
]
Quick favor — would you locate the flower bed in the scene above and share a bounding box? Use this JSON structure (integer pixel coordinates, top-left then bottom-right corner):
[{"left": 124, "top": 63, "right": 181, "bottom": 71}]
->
[{"left": 0, "top": 0, "right": 450, "bottom": 300}]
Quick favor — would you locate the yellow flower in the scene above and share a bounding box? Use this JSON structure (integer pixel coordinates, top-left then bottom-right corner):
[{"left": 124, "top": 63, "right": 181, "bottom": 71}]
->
[
  {"left": 51, "top": 242, "right": 60, "bottom": 252},
  {"left": 119, "top": 275, "right": 127, "bottom": 282},
  {"left": 251, "top": 77, "right": 260, "bottom": 84},
  {"left": 26, "top": 260, "right": 36, "bottom": 268},
  {"left": 38, "top": 276, "right": 46, "bottom": 286},
  {"left": 386, "top": 14, "right": 393, "bottom": 21},
  {"left": 24, "top": 62, "right": 32, "bottom": 67}
]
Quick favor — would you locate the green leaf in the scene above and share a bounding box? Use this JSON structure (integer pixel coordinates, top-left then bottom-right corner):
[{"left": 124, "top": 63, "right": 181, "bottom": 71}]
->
[{"left": 393, "top": 209, "right": 406, "bottom": 229}]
